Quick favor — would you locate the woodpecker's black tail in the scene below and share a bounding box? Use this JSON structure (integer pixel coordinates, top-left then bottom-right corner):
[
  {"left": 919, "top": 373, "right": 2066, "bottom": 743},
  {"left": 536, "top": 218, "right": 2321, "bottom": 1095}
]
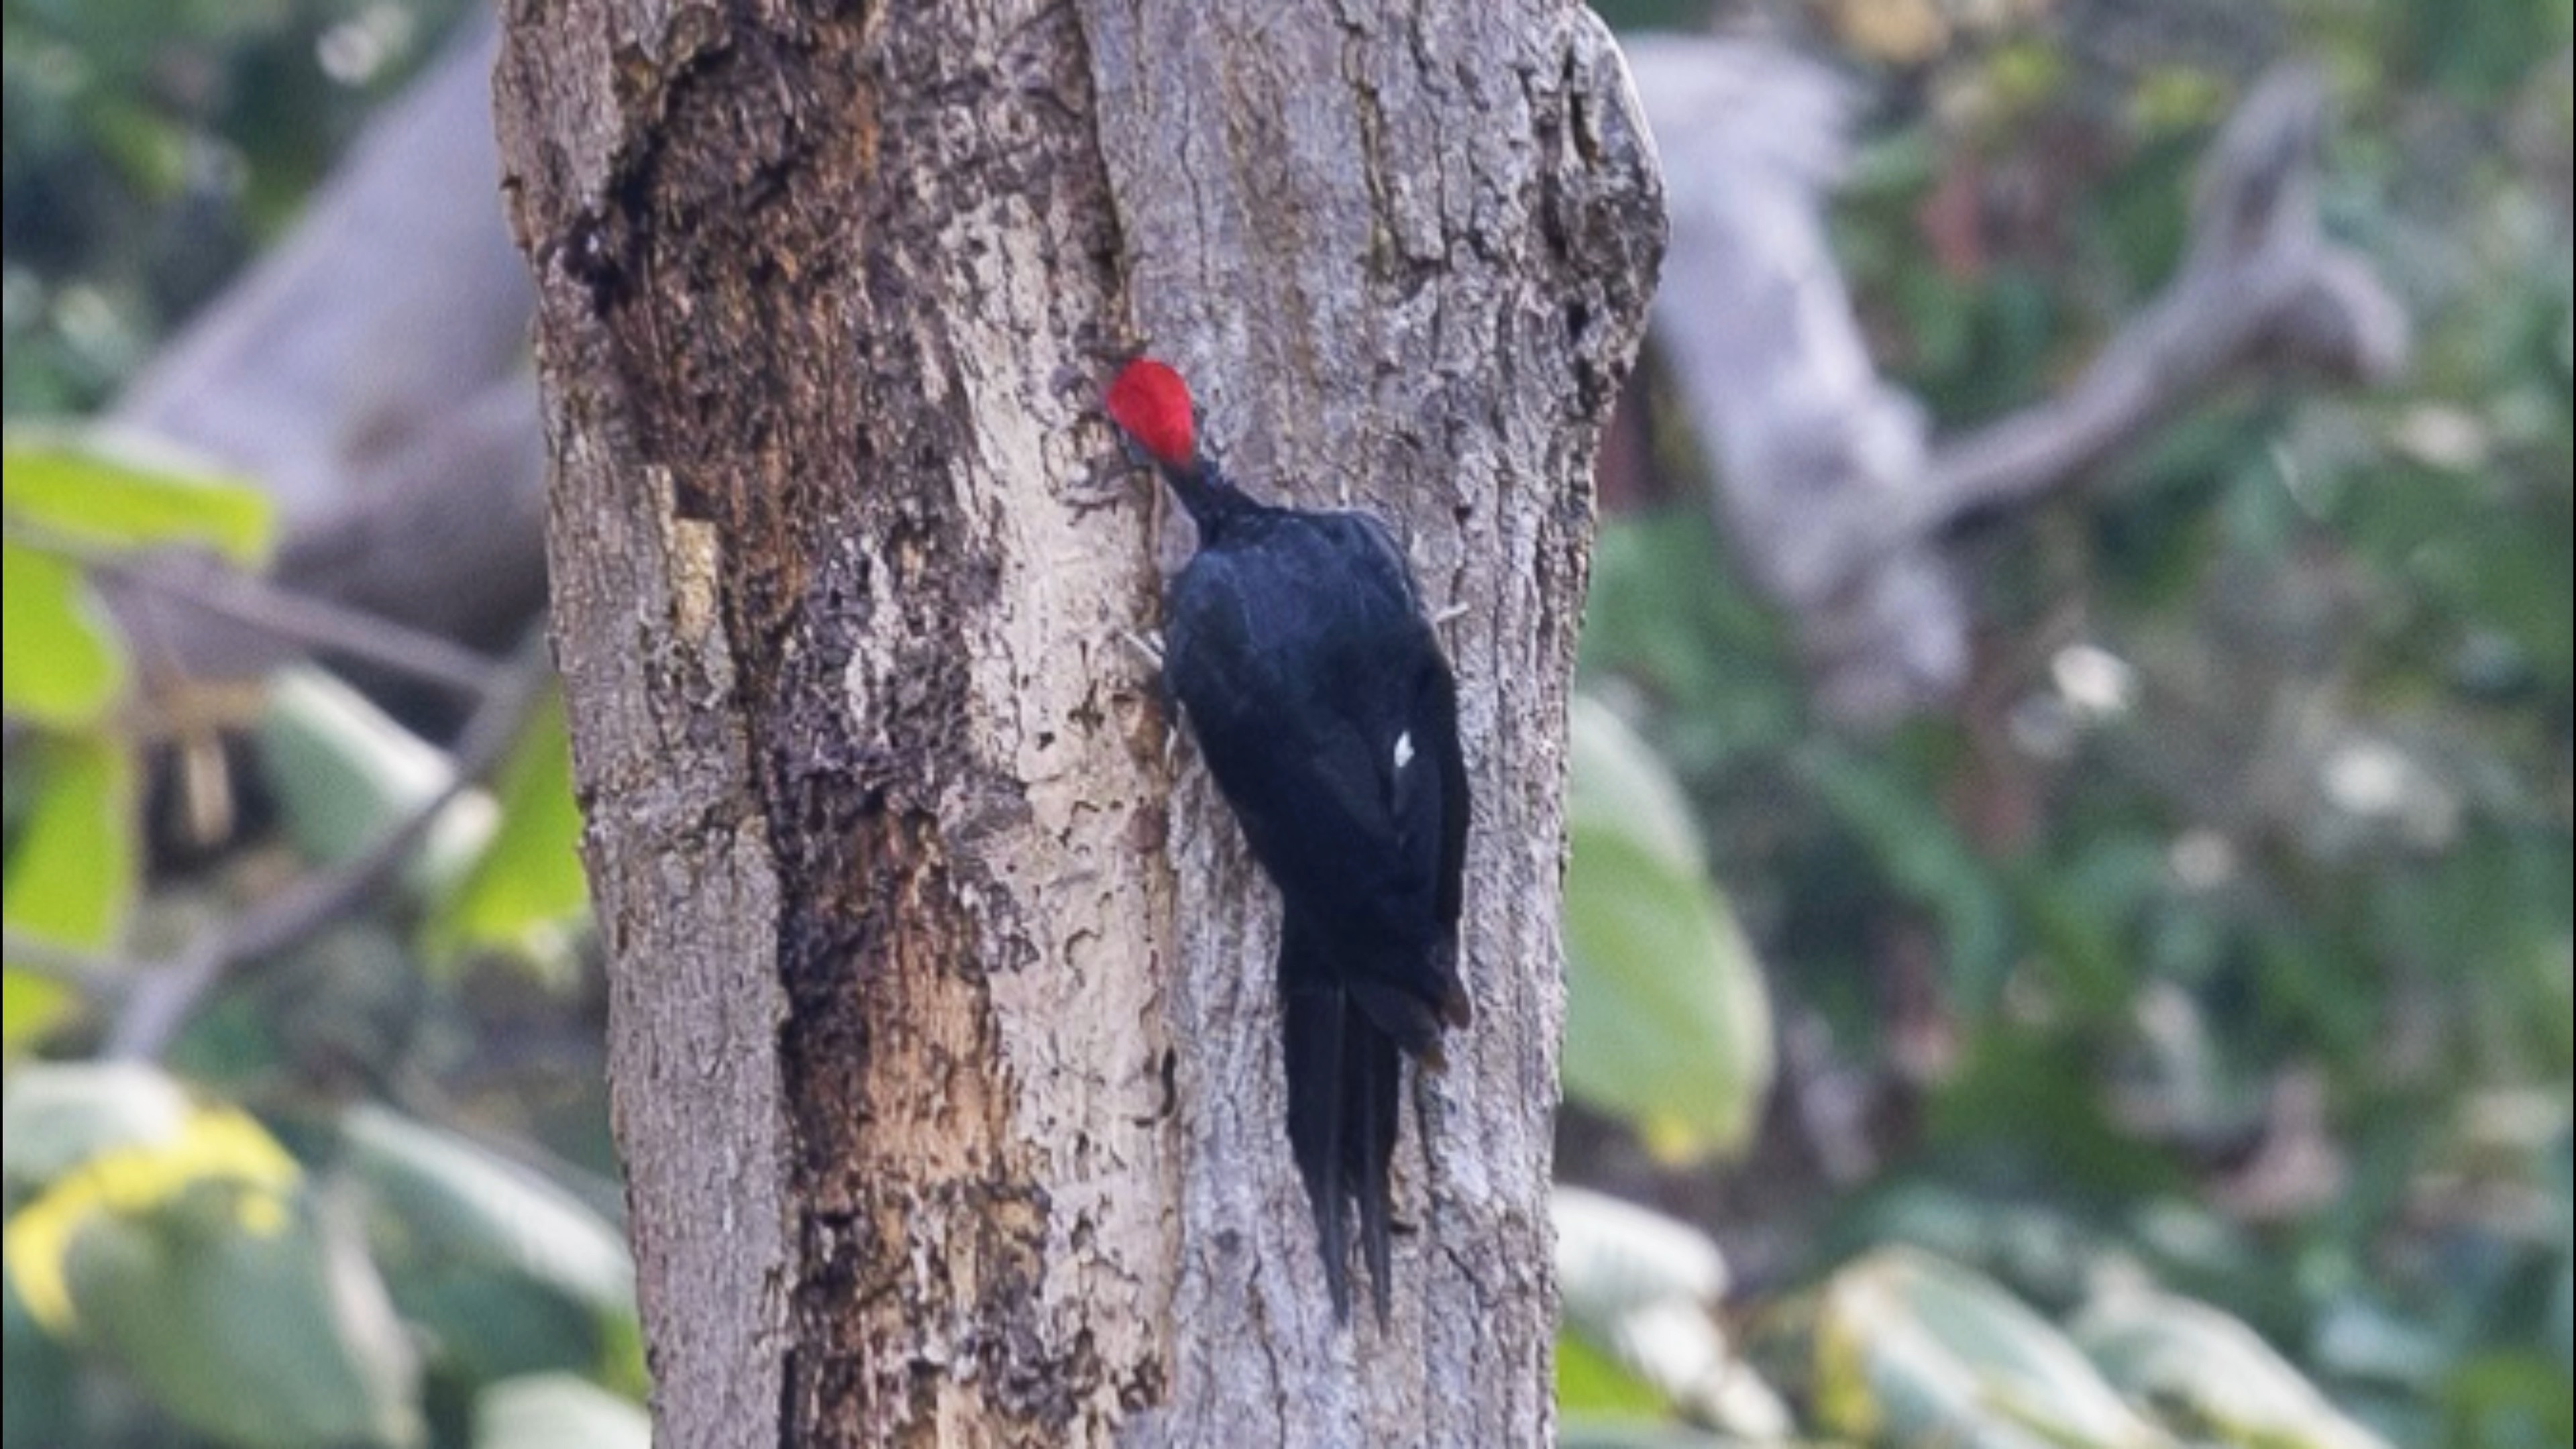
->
[{"left": 1279, "top": 908, "right": 1406, "bottom": 1324}]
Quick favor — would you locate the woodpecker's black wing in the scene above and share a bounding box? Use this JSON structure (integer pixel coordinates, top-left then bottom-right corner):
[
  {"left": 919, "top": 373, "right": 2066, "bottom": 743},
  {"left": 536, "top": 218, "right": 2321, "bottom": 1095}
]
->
[
  {"left": 1163, "top": 509, "right": 1468, "bottom": 1023},
  {"left": 1161, "top": 505, "right": 1468, "bottom": 1319}
]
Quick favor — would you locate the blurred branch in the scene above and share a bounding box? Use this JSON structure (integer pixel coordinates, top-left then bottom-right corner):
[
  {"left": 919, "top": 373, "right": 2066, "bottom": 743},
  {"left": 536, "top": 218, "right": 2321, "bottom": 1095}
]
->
[
  {"left": 100, "top": 13, "right": 548, "bottom": 692},
  {"left": 1907, "top": 70, "right": 2407, "bottom": 533},
  {"left": 10, "top": 523, "right": 503, "bottom": 700},
  {"left": 1623, "top": 48, "right": 2407, "bottom": 721},
  {"left": 0, "top": 931, "right": 124, "bottom": 1007},
  {"left": 105, "top": 633, "right": 554, "bottom": 1062}
]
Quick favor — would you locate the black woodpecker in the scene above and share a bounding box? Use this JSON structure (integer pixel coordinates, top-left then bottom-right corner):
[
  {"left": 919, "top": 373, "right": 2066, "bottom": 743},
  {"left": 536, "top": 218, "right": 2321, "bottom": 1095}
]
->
[{"left": 1106, "top": 357, "right": 1472, "bottom": 1323}]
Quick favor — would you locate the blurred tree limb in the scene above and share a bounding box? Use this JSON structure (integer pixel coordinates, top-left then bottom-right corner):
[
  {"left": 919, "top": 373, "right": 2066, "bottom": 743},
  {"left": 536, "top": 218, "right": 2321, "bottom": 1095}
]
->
[
  {"left": 97, "top": 13, "right": 545, "bottom": 710},
  {"left": 102, "top": 631, "right": 551, "bottom": 1061},
  {"left": 1626, "top": 44, "right": 2407, "bottom": 720}
]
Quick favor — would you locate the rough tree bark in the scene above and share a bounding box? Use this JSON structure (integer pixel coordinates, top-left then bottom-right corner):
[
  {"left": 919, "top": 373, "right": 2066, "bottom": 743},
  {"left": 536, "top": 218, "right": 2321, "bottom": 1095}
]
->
[{"left": 492, "top": 1, "right": 1658, "bottom": 1445}]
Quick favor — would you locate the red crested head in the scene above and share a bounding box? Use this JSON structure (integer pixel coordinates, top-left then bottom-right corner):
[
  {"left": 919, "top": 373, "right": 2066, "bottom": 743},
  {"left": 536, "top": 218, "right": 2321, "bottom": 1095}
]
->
[{"left": 1106, "top": 358, "right": 1197, "bottom": 469}]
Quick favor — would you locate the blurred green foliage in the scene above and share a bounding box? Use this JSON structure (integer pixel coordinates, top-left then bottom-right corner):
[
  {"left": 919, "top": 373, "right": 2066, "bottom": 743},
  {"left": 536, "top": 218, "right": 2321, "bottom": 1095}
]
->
[
  {"left": 1564, "top": 697, "right": 1777, "bottom": 1163},
  {"left": 1564, "top": 0, "right": 2574, "bottom": 1444},
  {"left": 2, "top": 0, "right": 466, "bottom": 416},
  {"left": 1, "top": 430, "right": 614, "bottom": 1447}
]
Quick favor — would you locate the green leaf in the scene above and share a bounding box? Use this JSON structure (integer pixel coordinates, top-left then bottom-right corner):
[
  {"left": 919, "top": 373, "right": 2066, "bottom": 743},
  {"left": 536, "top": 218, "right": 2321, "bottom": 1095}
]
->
[
  {"left": 1560, "top": 1330, "right": 1678, "bottom": 1419},
  {"left": 475, "top": 1374, "right": 649, "bottom": 1449},
  {"left": 258, "top": 667, "right": 493, "bottom": 888},
  {"left": 1556, "top": 1187, "right": 1790, "bottom": 1438},
  {"left": 2549, "top": 1260, "right": 2571, "bottom": 1379},
  {"left": 2074, "top": 1287, "right": 2395, "bottom": 1449},
  {"left": 3, "top": 969, "right": 78, "bottom": 1065},
  {"left": 3, "top": 735, "right": 138, "bottom": 1052},
  {"left": 1562, "top": 698, "right": 1775, "bottom": 1163},
  {"left": 1, "top": 1062, "right": 194, "bottom": 1196},
  {"left": 423, "top": 690, "right": 592, "bottom": 987},
  {"left": 6, "top": 1093, "right": 420, "bottom": 1448},
  {"left": 1813, "top": 1246, "right": 2177, "bottom": 1449},
  {"left": 4, "top": 1264, "right": 79, "bottom": 1449},
  {"left": 1556, "top": 1186, "right": 1729, "bottom": 1323},
  {"left": 1, "top": 537, "right": 126, "bottom": 725},
  {"left": 62, "top": 1191, "right": 423, "bottom": 1449},
  {"left": 2, "top": 429, "right": 272, "bottom": 566},
  {"left": 339, "top": 1106, "right": 635, "bottom": 1384}
]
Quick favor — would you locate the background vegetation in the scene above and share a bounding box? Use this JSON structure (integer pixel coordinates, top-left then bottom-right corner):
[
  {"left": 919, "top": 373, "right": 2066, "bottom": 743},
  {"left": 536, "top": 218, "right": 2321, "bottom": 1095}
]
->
[{"left": 4, "top": 0, "right": 2568, "bottom": 1444}]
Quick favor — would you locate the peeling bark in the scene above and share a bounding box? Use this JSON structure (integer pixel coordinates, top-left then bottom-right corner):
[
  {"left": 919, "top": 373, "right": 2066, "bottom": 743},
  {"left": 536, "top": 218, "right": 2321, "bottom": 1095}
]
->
[{"left": 493, "top": 0, "right": 1659, "bottom": 1442}]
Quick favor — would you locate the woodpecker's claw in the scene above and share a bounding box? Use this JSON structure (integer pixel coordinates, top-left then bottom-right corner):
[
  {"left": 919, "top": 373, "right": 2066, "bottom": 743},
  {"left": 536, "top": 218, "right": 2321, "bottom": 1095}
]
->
[
  {"left": 1061, "top": 448, "right": 1142, "bottom": 510},
  {"left": 1061, "top": 482, "right": 1130, "bottom": 510},
  {"left": 1120, "top": 629, "right": 1167, "bottom": 671}
]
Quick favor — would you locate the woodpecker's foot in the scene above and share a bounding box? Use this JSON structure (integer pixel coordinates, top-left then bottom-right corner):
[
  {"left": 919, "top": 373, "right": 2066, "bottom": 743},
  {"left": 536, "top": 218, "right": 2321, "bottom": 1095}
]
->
[
  {"left": 1432, "top": 601, "right": 1468, "bottom": 626},
  {"left": 1119, "top": 629, "right": 1167, "bottom": 671},
  {"left": 1060, "top": 447, "right": 1144, "bottom": 510},
  {"left": 1060, "top": 482, "right": 1130, "bottom": 510}
]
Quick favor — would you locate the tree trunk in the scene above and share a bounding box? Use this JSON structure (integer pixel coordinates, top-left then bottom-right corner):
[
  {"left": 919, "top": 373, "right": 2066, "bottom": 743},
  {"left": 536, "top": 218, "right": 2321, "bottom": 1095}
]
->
[{"left": 491, "top": 1, "right": 1659, "bottom": 1443}]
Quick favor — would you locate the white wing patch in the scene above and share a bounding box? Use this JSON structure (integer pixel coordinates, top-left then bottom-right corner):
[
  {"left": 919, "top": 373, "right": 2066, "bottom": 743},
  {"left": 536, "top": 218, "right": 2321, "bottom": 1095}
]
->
[{"left": 1393, "top": 729, "right": 1415, "bottom": 773}]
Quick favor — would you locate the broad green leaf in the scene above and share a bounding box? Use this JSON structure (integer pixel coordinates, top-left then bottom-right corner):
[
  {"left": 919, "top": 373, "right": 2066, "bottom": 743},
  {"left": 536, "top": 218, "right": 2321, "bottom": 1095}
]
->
[
  {"left": 1560, "top": 1330, "right": 1675, "bottom": 1419},
  {"left": 2074, "top": 1287, "right": 2395, "bottom": 1449},
  {"left": 2550, "top": 1260, "right": 2571, "bottom": 1379},
  {"left": 3, "top": 970, "right": 78, "bottom": 1065},
  {"left": 340, "top": 1105, "right": 635, "bottom": 1383},
  {"left": 476, "top": 1374, "right": 649, "bottom": 1449},
  {"left": 396, "top": 1270, "right": 619, "bottom": 1389},
  {"left": 258, "top": 667, "right": 494, "bottom": 888},
  {"left": 2, "top": 736, "right": 137, "bottom": 1052},
  {"left": 1557, "top": 1186, "right": 1729, "bottom": 1323},
  {"left": 423, "top": 690, "right": 592, "bottom": 987},
  {"left": 1813, "top": 1246, "right": 2176, "bottom": 1449},
  {"left": 476, "top": 1374, "right": 648, "bottom": 1449},
  {"left": 1556, "top": 1188, "right": 1792, "bottom": 1440},
  {"left": 3, "top": 1089, "right": 419, "bottom": 1447},
  {"left": 1564, "top": 697, "right": 1774, "bottom": 1163},
  {"left": 60, "top": 1192, "right": 421, "bottom": 1449},
  {"left": 1, "top": 1062, "right": 193, "bottom": 1196},
  {"left": 4, "top": 1264, "right": 78, "bottom": 1449},
  {"left": 5, "top": 1095, "right": 302, "bottom": 1338},
  {"left": 1, "top": 537, "right": 125, "bottom": 724},
  {"left": 2, "top": 429, "right": 272, "bottom": 565}
]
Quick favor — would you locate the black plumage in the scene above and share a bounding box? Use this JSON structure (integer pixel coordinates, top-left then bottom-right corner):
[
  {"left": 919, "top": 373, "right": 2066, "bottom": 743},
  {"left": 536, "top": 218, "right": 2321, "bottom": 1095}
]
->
[{"left": 1108, "top": 360, "right": 1470, "bottom": 1322}]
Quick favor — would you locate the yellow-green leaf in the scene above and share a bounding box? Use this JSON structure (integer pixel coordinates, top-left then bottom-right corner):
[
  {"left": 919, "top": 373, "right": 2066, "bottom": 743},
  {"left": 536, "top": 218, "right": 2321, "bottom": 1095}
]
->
[
  {"left": 1, "top": 539, "right": 126, "bottom": 727},
  {"left": 3, "top": 429, "right": 272, "bottom": 566},
  {"left": 3, "top": 737, "right": 138, "bottom": 1053},
  {"left": 341, "top": 1104, "right": 635, "bottom": 1386},
  {"left": 3, "top": 1265, "right": 77, "bottom": 1449},
  {"left": 1563, "top": 697, "right": 1774, "bottom": 1163},
  {"left": 1, "top": 971, "right": 77, "bottom": 1065},
  {"left": 2074, "top": 1288, "right": 2397, "bottom": 1449},
  {"left": 258, "top": 667, "right": 494, "bottom": 894},
  {"left": 3, "top": 1095, "right": 301, "bottom": 1337},
  {"left": 1560, "top": 1330, "right": 1676, "bottom": 1419},
  {"left": 423, "top": 690, "right": 592, "bottom": 986},
  {"left": 1, "top": 1063, "right": 195, "bottom": 1195},
  {"left": 60, "top": 1191, "right": 421, "bottom": 1449},
  {"left": 1814, "top": 1246, "right": 2176, "bottom": 1449},
  {"left": 476, "top": 1375, "right": 649, "bottom": 1449}
]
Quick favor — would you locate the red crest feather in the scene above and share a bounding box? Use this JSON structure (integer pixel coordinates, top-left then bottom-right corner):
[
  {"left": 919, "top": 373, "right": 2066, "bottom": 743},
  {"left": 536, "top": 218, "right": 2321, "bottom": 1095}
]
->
[{"left": 1106, "top": 358, "right": 1197, "bottom": 468}]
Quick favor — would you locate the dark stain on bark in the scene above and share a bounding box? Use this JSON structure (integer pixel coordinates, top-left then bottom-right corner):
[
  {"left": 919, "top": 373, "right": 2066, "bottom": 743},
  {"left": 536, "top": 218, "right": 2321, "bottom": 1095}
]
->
[{"left": 539, "top": 1, "right": 1132, "bottom": 1442}]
